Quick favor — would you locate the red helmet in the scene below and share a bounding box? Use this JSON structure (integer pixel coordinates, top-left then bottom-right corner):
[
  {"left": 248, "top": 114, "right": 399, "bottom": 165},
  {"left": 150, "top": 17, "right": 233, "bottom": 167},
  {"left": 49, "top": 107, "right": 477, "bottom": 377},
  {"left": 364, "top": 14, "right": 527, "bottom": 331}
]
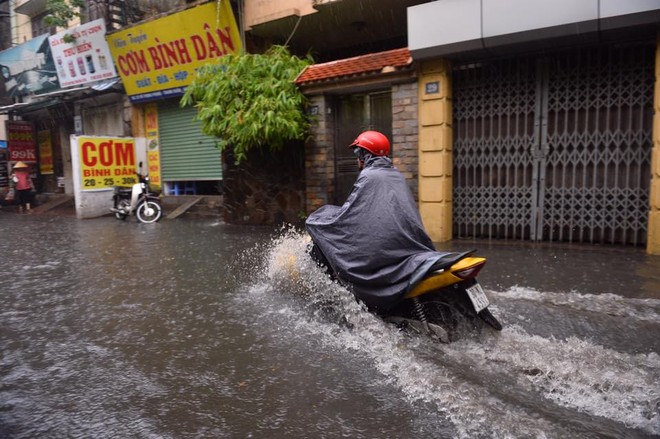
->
[{"left": 349, "top": 131, "right": 390, "bottom": 156}]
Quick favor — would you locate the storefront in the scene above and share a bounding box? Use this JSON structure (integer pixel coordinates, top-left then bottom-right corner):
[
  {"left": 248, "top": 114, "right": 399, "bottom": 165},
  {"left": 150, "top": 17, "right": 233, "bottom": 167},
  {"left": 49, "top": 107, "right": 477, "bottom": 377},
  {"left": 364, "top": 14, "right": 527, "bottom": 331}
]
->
[
  {"left": 106, "top": 1, "right": 242, "bottom": 197},
  {"left": 0, "top": 18, "right": 124, "bottom": 214},
  {"left": 156, "top": 99, "right": 222, "bottom": 195}
]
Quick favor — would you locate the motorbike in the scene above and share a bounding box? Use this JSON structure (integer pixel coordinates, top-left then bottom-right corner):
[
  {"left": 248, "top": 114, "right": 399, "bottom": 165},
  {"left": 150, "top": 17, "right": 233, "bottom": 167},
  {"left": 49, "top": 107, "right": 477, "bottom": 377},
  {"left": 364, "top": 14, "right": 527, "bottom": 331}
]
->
[
  {"left": 110, "top": 162, "right": 162, "bottom": 223},
  {"left": 381, "top": 250, "right": 502, "bottom": 343},
  {"left": 307, "top": 244, "right": 502, "bottom": 343}
]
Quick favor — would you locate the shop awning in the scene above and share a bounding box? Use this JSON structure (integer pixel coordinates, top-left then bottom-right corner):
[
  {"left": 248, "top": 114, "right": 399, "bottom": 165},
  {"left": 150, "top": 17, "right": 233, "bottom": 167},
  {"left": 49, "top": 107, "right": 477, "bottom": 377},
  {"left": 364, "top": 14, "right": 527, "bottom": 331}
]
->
[{"left": 0, "top": 78, "right": 121, "bottom": 115}]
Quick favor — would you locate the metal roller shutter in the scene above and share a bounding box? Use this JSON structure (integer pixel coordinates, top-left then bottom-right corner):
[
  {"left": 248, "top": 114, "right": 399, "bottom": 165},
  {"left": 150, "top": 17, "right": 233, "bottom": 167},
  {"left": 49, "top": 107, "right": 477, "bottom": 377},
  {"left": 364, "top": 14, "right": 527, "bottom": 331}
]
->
[
  {"left": 158, "top": 99, "right": 222, "bottom": 181},
  {"left": 452, "top": 42, "right": 653, "bottom": 246}
]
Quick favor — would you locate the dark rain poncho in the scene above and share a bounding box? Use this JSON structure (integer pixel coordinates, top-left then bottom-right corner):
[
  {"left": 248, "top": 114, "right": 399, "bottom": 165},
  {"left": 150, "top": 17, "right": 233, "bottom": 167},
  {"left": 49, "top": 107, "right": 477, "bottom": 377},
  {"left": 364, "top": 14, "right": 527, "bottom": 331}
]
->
[{"left": 305, "top": 156, "right": 456, "bottom": 312}]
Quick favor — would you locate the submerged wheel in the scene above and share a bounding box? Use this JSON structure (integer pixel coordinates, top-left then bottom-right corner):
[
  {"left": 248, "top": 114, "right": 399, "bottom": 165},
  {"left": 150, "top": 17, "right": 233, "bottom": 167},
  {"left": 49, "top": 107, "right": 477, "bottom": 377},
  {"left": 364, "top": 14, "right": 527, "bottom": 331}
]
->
[
  {"left": 136, "top": 200, "right": 162, "bottom": 223},
  {"left": 390, "top": 282, "right": 503, "bottom": 342}
]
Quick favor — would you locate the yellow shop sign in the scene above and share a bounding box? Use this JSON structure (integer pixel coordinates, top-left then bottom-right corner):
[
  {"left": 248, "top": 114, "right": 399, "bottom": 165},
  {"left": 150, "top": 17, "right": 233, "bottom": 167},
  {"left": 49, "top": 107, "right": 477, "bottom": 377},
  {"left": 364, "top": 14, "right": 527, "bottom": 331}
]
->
[
  {"left": 78, "top": 136, "right": 137, "bottom": 190},
  {"left": 106, "top": 1, "right": 242, "bottom": 103}
]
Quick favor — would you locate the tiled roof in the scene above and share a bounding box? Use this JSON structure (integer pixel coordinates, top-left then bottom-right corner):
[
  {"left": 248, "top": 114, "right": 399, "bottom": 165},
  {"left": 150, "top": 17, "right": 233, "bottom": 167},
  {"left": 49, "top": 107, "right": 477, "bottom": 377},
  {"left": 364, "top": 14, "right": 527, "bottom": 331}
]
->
[{"left": 296, "top": 47, "right": 412, "bottom": 85}]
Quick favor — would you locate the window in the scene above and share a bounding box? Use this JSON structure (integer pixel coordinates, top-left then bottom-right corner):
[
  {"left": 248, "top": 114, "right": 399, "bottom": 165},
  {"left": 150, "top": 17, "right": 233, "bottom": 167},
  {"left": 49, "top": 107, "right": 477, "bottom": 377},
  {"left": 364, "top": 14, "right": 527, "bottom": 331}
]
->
[{"left": 31, "top": 11, "right": 56, "bottom": 37}]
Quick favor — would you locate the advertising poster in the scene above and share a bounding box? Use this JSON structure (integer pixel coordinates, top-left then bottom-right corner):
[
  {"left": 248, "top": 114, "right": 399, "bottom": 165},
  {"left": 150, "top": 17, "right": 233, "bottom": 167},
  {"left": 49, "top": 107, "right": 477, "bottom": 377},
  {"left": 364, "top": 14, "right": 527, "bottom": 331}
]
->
[
  {"left": 106, "top": 1, "right": 242, "bottom": 103},
  {"left": 0, "top": 34, "right": 59, "bottom": 98},
  {"left": 144, "top": 103, "right": 161, "bottom": 189},
  {"left": 49, "top": 19, "right": 118, "bottom": 88},
  {"left": 38, "top": 130, "right": 54, "bottom": 174},
  {"left": 77, "top": 136, "right": 137, "bottom": 190},
  {"left": 6, "top": 120, "right": 36, "bottom": 163}
]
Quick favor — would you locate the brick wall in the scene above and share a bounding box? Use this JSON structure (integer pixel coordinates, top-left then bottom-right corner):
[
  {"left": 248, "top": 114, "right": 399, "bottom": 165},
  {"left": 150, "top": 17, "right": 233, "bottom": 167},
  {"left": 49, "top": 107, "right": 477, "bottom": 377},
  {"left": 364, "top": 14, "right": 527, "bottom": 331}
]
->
[
  {"left": 304, "top": 95, "right": 335, "bottom": 213},
  {"left": 392, "top": 81, "right": 419, "bottom": 199}
]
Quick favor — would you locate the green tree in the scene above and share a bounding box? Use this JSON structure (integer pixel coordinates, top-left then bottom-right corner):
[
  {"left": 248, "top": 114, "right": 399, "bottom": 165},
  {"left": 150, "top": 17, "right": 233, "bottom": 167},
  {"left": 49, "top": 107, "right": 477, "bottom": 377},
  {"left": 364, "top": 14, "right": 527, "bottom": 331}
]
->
[
  {"left": 44, "top": 0, "right": 85, "bottom": 41},
  {"left": 180, "top": 45, "right": 312, "bottom": 164}
]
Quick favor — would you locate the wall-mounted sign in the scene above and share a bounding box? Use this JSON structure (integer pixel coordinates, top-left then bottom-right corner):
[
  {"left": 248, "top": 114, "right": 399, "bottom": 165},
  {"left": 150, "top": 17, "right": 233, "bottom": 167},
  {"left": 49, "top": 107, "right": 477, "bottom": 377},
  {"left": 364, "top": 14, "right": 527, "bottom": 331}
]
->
[
  {"left": 6, "top": 120, "right": 36, "bottom": 163},
  {"left": 106, "top": 1, "right": 242, "bottom": 103},
  {"left": 0, "top": 34, "right": 59, "bottom": 98},
  {"left": 144, "top": 103, "right": 161, "bottom": 189},
  {"left": 425, "top": 81, "right": 440, "bottom": 95},
  {"left": 49, "top": 19, "right": 118, "bottom": 88},
  {"left": 38, "top": 130, "right": 54, "bottom": 175},
  {"left": 77, "top": 136, "right": 137, "bottom": 190}
]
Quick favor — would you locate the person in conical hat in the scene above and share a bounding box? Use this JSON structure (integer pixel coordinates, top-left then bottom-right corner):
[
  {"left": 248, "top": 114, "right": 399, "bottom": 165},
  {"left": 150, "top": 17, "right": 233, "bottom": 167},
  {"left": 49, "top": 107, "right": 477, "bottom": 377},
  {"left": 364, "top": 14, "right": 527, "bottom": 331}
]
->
[{"left": 10, "top": 161, "right": 34, "bottom": 213}]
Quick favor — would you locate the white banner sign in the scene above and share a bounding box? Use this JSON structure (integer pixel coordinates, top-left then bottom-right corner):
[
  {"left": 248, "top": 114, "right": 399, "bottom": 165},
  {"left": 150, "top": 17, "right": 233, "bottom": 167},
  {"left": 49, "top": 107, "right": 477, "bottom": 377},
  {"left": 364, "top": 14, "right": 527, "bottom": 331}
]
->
[{"left": 48, "top": 19, "right": 118, "bottom": 88}]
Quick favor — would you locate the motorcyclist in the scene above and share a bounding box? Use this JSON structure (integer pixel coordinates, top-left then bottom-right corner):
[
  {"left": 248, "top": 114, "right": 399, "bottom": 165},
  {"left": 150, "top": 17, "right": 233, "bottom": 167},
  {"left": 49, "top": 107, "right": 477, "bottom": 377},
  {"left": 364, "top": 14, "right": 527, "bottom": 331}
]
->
[{"left": 305, "top": 130, "right": 455, "bottom": 312}]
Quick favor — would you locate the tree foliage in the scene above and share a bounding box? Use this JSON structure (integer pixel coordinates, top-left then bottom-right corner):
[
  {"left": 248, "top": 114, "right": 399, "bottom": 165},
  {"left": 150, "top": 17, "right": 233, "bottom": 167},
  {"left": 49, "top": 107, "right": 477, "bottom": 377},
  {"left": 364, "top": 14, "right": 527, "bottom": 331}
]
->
[
  {"left": 180, "top": 45, "right": 312, "bottom": 164},
  {"left": 44, "top": 0, "right": 85, "bottom": 41}
]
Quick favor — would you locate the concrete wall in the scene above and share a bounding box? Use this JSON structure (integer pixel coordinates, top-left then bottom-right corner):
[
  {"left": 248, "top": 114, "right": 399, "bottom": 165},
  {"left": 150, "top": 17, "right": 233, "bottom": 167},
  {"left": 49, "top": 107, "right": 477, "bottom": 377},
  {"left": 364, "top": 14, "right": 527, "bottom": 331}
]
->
[
  {"left": 244, "top": 0, "right": 316, "bottom": 29},
  {"left": 409, "top": 0, "right": 660, "bottom": 58},
  {"left": 417, "top": 59, "right": 453, "bottom": 242}
]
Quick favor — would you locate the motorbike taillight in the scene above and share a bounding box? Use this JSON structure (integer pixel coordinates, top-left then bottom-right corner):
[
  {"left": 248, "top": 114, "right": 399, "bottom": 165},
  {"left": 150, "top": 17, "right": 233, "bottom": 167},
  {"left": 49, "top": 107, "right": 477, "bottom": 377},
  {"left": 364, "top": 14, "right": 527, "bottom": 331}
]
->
[{"left": 454, "top": 260, "right": 486, "bottom": 279}]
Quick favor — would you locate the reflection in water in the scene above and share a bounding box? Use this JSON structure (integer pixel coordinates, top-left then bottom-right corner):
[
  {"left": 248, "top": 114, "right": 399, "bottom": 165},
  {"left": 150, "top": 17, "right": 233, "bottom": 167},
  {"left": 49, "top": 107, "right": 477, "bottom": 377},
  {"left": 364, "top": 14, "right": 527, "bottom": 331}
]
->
[{"left": 0, "top": 215, "right": 658, "bottom": 438}]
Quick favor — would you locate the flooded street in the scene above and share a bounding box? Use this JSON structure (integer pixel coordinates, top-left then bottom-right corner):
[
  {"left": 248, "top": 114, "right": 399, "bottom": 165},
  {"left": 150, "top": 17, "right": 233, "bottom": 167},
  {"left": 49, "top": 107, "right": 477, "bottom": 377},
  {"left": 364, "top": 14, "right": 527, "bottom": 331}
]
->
[{"left": 0, "top": 214, "right": 658, "bottom": 438}]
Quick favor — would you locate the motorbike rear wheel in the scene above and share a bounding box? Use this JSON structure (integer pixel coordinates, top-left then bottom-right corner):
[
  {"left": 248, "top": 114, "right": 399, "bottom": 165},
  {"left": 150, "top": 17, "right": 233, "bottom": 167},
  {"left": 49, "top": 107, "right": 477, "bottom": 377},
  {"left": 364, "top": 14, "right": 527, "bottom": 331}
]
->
[
  {"left": 388, "top": 282, "right": 502, "bottom": 342},
  {"left": 136, "top": 200, "right": 162, "bottom": 223}
]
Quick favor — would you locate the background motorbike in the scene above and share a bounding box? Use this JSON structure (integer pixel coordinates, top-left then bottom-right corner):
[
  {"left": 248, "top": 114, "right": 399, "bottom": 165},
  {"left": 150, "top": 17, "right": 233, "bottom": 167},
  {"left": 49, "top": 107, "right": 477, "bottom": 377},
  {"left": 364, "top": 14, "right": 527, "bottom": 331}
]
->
[{"left": 110, "top": 162, "right": 162, "bottom": 223}]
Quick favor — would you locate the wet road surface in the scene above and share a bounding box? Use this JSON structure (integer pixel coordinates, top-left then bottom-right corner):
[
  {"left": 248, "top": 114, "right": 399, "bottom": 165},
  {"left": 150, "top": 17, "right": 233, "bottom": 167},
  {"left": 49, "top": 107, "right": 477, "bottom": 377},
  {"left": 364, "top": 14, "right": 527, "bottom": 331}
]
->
[{"left": 0, "top": 213, "right": 658, "bottom": 438}]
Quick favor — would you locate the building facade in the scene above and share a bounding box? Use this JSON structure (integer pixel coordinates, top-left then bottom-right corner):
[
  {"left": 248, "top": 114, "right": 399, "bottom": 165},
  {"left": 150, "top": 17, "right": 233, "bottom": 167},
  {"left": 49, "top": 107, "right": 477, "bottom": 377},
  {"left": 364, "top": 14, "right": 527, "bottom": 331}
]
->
[
  {"left": 409, "top": 0, "right": 660, "bottom": 253},
  {"left": 246, "top": 0, "right": 660, "bottom": 253},
  {"left": 0, "top": 0, "right": 241, "bottom": 217}
]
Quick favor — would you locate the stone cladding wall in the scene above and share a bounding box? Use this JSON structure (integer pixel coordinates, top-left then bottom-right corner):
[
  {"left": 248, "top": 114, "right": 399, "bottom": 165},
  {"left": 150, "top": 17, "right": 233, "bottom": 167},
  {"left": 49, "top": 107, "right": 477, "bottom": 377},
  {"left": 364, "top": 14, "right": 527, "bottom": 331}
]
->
[
  {"left": 304, "top": 94, "right": 336, "bottom": 213},
  {"left": 391, "top": 81, "right": 420, "bottom": 200}
]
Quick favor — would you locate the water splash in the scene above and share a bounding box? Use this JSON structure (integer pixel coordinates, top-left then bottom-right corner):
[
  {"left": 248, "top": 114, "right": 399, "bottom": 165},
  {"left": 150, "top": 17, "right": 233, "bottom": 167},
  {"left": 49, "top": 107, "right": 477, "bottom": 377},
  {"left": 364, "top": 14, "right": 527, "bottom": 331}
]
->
[
  {"left": 446, "top": 327, "right": 660, "bottom": 435},
  {"left": 250, "top": 229, "right": 660, "bottom": 437}
]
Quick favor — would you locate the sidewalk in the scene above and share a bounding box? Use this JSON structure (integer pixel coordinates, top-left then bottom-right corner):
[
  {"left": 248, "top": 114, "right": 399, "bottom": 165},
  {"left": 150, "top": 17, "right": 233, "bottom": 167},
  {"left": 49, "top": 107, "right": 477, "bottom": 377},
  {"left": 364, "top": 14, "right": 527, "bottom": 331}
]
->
[{"left": 1, "top": 194, "right": 223, "bottom": 219}]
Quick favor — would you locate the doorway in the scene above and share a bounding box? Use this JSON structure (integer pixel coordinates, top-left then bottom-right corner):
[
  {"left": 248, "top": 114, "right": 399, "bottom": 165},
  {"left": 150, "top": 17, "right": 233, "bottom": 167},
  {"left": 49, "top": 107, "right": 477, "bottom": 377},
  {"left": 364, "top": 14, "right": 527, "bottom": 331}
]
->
[{"left": 334, "top": 91, "right": 392, "bottom": 203}]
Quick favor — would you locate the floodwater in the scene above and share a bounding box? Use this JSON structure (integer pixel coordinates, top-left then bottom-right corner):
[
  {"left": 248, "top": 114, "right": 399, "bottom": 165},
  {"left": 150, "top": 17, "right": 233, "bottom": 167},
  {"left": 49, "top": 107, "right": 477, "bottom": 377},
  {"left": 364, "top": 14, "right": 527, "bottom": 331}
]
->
[{"left": 0, "top": 213, "right": 658, "bottom": 438}]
